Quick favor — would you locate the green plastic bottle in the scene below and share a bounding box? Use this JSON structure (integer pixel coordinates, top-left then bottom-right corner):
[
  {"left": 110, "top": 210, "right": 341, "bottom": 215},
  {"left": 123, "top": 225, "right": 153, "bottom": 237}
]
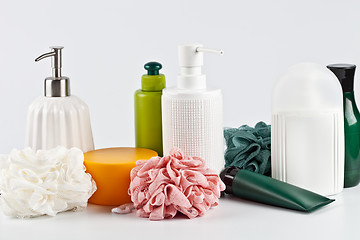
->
[
  {"left": 328, "top": 64, "right": 360, "bottom": 188},
  {"left": 134, "top": 62, "right": 166, "bottom": 156}
]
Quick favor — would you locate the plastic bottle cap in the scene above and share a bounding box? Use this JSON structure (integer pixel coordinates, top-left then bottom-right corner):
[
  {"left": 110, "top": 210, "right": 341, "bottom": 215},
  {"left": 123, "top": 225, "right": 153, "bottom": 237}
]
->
[
  {"left": 327, "top": 64, "right": 356, "bottom": 93},
  {"left": 145, "top": 62, "right": 162, "bottom": 75},
  {"left": 220, "top": 166, "right": 240, "bottom": 194},
  {"left": 141, "top": 62, "right": 166, "bottom": 91}
]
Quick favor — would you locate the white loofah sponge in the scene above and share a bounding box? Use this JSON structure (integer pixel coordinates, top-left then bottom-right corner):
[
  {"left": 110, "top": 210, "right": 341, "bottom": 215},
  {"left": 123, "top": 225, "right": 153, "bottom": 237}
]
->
[{"left": 0, "top": 146, "right": 96, "bottom": 218}]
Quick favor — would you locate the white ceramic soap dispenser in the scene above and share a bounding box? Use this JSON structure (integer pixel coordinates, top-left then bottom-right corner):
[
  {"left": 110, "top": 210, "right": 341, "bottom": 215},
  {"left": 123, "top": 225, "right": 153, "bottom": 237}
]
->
[
  {"left": 162, "top": 44, "right": 224, "bottom": 173},
  {"left": 271, "top": 63, "right": 344, "bottom": 196},
  {"left": 26, "top": 46, "right": 94, "bottom": 152}
]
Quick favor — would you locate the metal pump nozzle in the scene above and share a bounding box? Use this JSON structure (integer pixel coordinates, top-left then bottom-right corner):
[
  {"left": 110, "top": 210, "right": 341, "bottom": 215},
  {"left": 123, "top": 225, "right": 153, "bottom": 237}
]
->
[{"left": 36, "top": 46, "right": 70, "bottom": 97}]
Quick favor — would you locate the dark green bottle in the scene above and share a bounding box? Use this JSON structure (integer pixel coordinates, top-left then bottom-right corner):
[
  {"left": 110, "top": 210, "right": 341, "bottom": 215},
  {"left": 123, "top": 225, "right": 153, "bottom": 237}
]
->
[{"left": 328, "top": 64, "right": 360, "bottom": 188}]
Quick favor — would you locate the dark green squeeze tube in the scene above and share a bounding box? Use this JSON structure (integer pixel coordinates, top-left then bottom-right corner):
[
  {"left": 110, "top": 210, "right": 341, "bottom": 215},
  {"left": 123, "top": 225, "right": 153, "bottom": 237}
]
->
[{"left": 220, "top": 167, "right": 334, "bottom": 212}]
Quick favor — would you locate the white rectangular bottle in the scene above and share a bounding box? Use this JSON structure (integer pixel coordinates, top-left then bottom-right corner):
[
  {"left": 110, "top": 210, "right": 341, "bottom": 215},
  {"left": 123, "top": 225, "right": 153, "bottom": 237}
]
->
[{"left": 271, "top": 63, "right": 344, "bottom": 196}]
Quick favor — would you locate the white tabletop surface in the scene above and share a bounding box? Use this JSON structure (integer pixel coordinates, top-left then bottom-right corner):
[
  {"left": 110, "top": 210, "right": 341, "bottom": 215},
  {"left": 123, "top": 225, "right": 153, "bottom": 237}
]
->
[{"left": 1, "top": 184, "right": 359, "bottom": 240}]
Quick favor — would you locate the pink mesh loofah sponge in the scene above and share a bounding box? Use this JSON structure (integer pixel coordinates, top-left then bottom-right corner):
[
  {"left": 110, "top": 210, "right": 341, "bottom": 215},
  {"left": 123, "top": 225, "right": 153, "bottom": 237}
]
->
[{"left": 114, "top": 148, "right": 225, "bottom": 221}]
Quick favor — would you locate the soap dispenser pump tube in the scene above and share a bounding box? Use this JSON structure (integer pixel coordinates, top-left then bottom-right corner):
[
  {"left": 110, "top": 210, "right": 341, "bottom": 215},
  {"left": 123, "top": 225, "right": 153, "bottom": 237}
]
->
[
  {"left": 35, "top": 46, "right": 70, "bottom": 97},
  {"left": 162, "top": 44, "right": 225, "bottom": 173},
  {"left": 35, "top": 46, "right": 63, "bottom": 78},
  {"left": 26, "top": 46, "right": 94, "bottom": 152}
]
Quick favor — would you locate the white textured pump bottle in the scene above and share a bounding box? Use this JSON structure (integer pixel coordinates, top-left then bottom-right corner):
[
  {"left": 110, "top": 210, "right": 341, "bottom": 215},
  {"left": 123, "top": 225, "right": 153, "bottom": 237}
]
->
[
  {"left": 162, "top": 44, "right": 224, "bottom": 173},
  {"left": 26, "top": 46, "right": 94, "bottom": 152}
]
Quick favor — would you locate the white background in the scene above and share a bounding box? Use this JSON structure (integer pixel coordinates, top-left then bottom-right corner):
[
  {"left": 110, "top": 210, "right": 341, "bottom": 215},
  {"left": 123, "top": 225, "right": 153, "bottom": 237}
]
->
[
  {"left": 1, "top": 1, "right": 360, "bottom": 239},
  {"left": 1, "top": 0, "right": 360, "bottom": 153}
]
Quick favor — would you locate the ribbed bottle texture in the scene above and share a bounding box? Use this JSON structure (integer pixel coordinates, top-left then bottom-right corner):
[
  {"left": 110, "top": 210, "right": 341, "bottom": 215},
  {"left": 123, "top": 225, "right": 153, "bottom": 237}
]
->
[
  {"left": 26, "top": 96, "right": 94, "bottom": 152},
  {"left": 272, "top": 111, "right": 344, "bottom": 195}
]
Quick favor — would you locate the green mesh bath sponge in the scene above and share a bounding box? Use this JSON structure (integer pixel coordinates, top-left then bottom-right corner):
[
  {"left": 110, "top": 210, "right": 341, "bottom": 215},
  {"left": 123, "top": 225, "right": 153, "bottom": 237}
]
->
[{"left": 224, "top": 122, "right": 271, "bottom": 176}]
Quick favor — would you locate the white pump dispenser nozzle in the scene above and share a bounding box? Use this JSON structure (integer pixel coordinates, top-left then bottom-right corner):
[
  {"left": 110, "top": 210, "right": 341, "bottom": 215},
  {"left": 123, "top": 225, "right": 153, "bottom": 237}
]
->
[{"left": 177, "top": 44, "right": 223, "bottom": 89}]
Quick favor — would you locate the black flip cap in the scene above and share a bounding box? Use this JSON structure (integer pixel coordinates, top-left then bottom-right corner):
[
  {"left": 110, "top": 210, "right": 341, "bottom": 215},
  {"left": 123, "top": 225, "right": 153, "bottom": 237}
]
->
[
  {"left": 327, "top": 64, "right": 356, "bottom": 92},
  {"left": 220, "top": 166, "right": 241, "bottom": 194}
]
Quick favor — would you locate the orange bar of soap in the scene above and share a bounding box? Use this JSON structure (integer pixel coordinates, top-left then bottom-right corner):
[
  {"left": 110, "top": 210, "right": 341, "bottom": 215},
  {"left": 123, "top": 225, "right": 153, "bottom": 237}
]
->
[{"left": 84, "top": 147, "right": 158, "bottom": 206}]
